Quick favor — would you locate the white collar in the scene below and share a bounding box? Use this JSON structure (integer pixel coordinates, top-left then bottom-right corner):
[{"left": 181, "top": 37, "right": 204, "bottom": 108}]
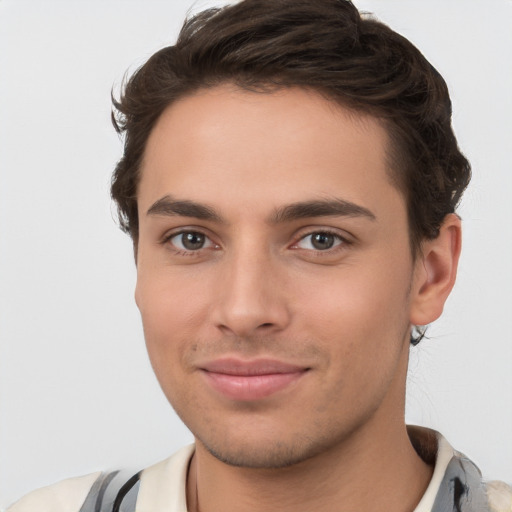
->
[
  {"left": 136, "top": 429, "right": 456, "bottom": 512},
  {"left": 137, "top": 444, "right": 194, "bottom": 512},
  {"left": 411, "top": 430, "right": 455, "bottom": 512}
]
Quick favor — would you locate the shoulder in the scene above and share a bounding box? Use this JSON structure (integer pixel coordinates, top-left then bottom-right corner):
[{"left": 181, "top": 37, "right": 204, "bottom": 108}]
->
[
  {"left": 442, "top": 446, "right": 512, "bottom": 512},
  {"left": 408, "top": 426, "right": 512, "bottom": 512},
  {"left": 486, "top": 480, "right": 512, "bottom": 512},
  {"left": 5, "top": 472, "right": 102, "bottom": 512},
  {"left": 136, "top": 444, "right": 195, "bottom": 510},
  {"left": 4, "top": 445, "right": 195, "bottom": 512}
]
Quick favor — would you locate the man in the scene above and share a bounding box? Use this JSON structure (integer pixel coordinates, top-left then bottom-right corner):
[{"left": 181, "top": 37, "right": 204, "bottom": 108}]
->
[{"left": 7, "top": 1, "right": 511, "bottom": 511}]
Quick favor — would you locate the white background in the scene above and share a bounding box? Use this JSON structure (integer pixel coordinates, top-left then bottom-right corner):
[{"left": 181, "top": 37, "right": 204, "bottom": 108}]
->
[{"left": 1, "top": 0, "right": 511, "bottom": 507}]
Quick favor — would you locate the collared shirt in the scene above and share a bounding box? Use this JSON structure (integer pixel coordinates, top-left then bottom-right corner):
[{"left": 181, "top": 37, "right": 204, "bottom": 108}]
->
[{"left": 6, "top": 429, "right": 512, "bottom": 512}]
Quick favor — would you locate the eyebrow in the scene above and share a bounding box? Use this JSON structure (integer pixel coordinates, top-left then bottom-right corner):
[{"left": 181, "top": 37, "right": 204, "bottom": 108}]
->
[
  {"left": 146, "top": 195, "right": 376, "bottom": 223},
  {"left": 147, "top": 195, "right": 223, "bottom": 222},
  {"left": 270, "top": 198, "right": 376, "bottom": 223}
]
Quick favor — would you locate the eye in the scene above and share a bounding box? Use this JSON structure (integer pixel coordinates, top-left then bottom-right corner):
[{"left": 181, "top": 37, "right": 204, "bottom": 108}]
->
[
  {"left": 168, "top": 231, "right": 215, "bottom": 251},
  {"left": 295, "top": 232, "right": 344, "bottom": 251}
]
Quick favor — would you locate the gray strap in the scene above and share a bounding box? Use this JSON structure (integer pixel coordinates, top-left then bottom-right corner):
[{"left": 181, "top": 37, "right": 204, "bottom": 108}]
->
[
  {"left": 115, "top": 479, "right": 140, "bottom": 512},
  {"left": 431, "top": 454, "right": 492, "bottom": 512},
  {"left": 78, "top": 470, "right": 140, "bottom": 512}
]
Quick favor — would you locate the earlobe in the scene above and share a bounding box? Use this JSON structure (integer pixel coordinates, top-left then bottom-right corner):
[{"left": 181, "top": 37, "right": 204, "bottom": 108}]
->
[{"left": 410, "top": 213, "right": 462, "bottom": 327}]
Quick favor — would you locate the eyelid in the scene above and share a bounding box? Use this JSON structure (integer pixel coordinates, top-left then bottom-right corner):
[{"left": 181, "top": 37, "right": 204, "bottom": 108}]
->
[
  {"left": 289, "top": 227, "right": 354, "bottom": 254},
  {"left": 161, "top": 227, "right": 220, "bottom": 252},
  {"left": 292, "top": 226, "right": 352, "bottom": 243},
  {"left": 161, "top": 225, "right": 212, "bottom": 242}
]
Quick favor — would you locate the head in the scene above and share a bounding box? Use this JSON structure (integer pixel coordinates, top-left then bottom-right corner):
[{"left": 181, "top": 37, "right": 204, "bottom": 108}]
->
[
  {"left": 111, "top": 0, "right": 469, "bottom": 469},
  {"left": 112, "top": 0, "right": 470, "bottom": 255}
]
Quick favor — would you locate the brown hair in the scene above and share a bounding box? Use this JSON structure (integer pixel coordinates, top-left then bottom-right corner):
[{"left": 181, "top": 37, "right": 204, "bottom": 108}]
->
[{"left": 112, "top": 0, "right": 470, "bottom": 254}]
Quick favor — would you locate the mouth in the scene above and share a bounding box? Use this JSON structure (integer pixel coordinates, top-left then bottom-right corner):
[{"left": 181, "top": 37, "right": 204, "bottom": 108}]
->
[{"left": 199, "top": 358, "right": 310, "bottom": 401}]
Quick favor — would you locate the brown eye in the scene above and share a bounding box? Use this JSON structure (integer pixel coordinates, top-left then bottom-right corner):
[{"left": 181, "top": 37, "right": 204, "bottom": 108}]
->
[{"left": 170, "top": 231, "right": 212, "bottom": 251}]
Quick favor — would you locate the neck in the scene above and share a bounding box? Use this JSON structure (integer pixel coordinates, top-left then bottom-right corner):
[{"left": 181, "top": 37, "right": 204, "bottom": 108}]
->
[{"left": 187, "top": 418, "right": 432, "bottom": 512}]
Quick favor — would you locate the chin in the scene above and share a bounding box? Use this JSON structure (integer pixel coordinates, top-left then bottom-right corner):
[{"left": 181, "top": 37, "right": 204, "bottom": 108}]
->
[{"left": 195, "top": 431, "right": 337, "bottom": 469}]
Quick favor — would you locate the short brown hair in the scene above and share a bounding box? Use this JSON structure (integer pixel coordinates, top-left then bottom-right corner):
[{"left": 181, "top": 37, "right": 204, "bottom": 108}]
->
[{"left": 111, "top": 0, "right": 470, "bottom": 254}]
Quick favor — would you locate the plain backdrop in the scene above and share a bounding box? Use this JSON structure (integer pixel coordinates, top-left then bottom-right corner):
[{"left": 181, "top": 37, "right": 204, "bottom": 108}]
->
[{"left": 1, "top": 0, "right": 511, "bottom": 507}]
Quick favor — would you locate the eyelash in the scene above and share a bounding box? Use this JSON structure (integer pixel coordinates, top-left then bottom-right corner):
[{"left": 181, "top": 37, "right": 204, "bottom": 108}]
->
[
  {"left": 161, "top": 230, "right": 218, "bottom": 257},
  {"left": 161, "top": 228, "right": 352, "bottom": 256},
  {"left": 291, "top": 229, "right": 351, "bottom": 254}
]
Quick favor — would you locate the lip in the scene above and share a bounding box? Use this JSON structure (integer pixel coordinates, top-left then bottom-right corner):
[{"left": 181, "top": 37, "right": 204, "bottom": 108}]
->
[{"left": 200, "top": 358, "right": 309, "bottom": 401}]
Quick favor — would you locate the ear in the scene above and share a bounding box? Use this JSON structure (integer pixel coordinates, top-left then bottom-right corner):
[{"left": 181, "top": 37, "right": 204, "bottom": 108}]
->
[{"left": 409, "top": 213, "right": 462, "bottom": 326}]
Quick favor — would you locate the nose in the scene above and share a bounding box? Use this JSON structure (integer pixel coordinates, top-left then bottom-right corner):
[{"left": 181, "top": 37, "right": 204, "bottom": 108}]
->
[{"left": 212, "top": 247, "right": 291, "bottom": 338}]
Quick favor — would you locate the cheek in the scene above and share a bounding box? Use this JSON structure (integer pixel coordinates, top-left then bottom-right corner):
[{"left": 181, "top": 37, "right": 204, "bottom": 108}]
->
[
  {"left": 298, "top": 262, "right": 410, "bottom": 326},
  {"left": 301, "top": 277, "right": 411, "bottom": 422},
  {"left": 295, "top": 264, "right": 411, "bottom": 373},
  {"left": 137, "top": 263, "right": 211, "bottom": 324},
  {"left": 135, "top": 270, "right": 210, "bottom": 377}
]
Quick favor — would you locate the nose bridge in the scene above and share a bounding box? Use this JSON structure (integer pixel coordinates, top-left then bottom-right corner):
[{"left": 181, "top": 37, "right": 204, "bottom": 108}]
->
[{"left": 214, "top": 235, "right": 289, "bottom": 336}]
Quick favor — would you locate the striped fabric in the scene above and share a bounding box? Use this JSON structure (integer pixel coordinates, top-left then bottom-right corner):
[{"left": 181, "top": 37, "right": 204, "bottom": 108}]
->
[
  {"left": 7, "top": 432, "right": 512, "bottom": 512},
  {"left": 78, "top": 471, "right": 140, "bottom": 512},
  {"left": 76, "top": 450, "right": 510, "bottom": 512}
]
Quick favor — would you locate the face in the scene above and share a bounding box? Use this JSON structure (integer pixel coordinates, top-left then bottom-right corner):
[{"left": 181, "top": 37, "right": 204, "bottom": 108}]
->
[{"left": 135, "top": 85, "right": 422, "bottom": 468}]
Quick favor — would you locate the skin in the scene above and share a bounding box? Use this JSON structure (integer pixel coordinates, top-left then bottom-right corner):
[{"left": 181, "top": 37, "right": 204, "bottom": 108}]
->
[{"left": 135, "top": 85, "right": 461, "bottom": 512}]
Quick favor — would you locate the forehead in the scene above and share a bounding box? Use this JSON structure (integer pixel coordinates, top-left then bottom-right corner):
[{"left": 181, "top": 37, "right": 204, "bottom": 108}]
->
[{"left": 138, "top": 85, "right": 402, "bottom": 220}]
